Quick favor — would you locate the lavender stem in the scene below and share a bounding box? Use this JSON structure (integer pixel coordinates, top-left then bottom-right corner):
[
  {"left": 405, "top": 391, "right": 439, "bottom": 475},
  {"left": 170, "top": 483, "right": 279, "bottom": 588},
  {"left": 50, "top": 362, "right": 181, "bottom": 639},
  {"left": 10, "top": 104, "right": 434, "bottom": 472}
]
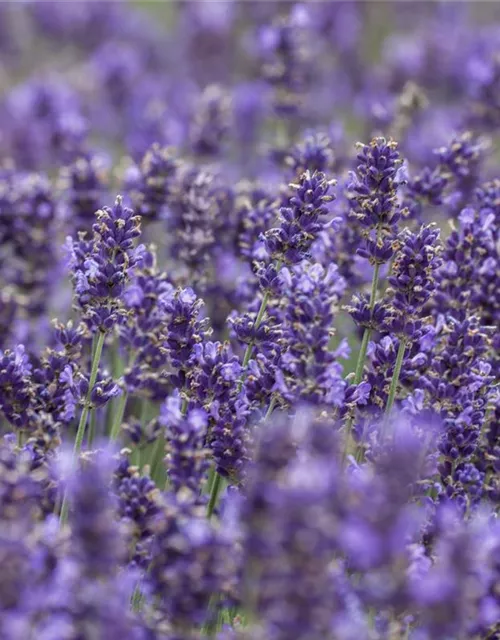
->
[{"left": 59, "top": 329, "right": 106, "bottom": 528}]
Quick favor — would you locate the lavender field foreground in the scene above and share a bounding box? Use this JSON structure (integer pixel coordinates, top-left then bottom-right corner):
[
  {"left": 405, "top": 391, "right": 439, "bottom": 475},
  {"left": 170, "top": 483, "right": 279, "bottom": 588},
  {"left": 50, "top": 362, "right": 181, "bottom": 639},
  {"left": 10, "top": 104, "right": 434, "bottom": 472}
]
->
[{"left": 0, "top": 2, "right": 499, "bottom": 638}]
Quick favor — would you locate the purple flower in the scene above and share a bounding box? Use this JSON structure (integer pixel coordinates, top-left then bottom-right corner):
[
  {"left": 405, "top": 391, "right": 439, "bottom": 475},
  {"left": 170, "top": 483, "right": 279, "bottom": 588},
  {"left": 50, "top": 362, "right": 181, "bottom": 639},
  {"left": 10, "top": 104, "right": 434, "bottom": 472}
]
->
[
  {"left": 189, "top": 84, "right": 233, "bottom": 158},
  {"left": 0, "top": 345, "right": 34, "bottom": 432},
  {"left": 383, "top": 223, "right": 442, "bottom": 338},
  {"left": 68, "top": 450, "right": 126, "bottom": 578},
  {"left": 60, "top": 152, "right": 109, "bottom": 233},
  {"left": 67, "top": 196, "right": 143, "bottom": 332},
  {"left": 126, "top": 143, "right": 181, "bottom": 222},
  {"left": 264, "top": 170, "right": 336, "bottom": 264},
  {"left": 273, "top": 261, "right": 346, "bottom": 407},
  {"left": 148, "top": 492, "right": 236, "bottom": 630},
  {"left": 161, "top": 394, "right": 210, "bottom": 495}
]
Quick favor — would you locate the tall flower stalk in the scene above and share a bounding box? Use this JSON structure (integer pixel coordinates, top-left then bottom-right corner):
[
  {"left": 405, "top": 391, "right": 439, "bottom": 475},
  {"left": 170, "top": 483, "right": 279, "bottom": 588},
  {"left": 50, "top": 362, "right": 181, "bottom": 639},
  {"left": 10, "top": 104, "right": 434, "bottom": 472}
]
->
[
  {"left": 343, "top": 138, "right": 405, "bottom": 460},
  {"left": 59, "top": 330, "right": 105, "bottom": 527}
]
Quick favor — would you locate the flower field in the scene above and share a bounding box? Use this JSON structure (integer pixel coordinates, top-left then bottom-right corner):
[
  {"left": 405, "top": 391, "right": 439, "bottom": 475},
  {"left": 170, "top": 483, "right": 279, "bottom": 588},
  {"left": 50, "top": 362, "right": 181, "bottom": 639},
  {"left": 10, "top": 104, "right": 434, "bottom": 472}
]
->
[{"left": 0, "top": 2, "right": 499, "bottom": 638}]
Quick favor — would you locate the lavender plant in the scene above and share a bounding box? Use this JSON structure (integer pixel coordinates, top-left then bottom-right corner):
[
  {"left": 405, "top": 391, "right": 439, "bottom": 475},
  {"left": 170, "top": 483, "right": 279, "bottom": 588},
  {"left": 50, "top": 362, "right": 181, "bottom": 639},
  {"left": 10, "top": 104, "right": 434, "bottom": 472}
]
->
[{"left": 0, "top": 2, "right": 499, "bottom": 638}]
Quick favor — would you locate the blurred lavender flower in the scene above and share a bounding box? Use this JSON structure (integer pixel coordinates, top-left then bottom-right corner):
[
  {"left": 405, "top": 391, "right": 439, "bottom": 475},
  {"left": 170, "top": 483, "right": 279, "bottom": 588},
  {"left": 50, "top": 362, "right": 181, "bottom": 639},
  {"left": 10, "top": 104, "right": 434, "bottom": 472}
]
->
[
  {"left": 189, "top": 84, "right": 233, "bottom": 159},
  {"left": 161, "top": 393, "right": 210, "bottom": 495},
  {"left": 148, "top": 491, "right": 237, "bottom": 631},
  {"left": 59, "top": 152, "right": 109, "bottom": 234}
]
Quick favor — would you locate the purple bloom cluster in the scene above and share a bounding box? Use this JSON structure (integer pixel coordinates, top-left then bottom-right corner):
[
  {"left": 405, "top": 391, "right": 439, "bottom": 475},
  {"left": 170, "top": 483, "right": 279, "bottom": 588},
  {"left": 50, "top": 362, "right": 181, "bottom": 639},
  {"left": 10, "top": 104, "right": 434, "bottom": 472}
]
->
[
  {"left": 67, "top": 196, "right": 143, "bottom": 332},
  {"left": 0, "top": 2, "right": 499, "bottom": 639}
]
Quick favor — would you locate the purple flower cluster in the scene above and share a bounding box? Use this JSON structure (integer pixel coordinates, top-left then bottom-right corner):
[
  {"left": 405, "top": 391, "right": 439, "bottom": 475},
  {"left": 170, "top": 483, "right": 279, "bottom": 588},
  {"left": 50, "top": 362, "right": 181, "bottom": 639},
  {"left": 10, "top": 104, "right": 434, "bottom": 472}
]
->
[{"left": 0, "top": 2, "right": 499, "bottom": 639}]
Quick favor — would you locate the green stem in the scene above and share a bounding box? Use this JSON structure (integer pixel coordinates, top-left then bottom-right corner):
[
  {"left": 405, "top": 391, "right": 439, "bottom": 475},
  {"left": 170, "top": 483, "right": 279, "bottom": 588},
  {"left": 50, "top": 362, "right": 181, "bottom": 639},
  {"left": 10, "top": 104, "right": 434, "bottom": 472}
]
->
[
  {"left": 383, "top": 337, "right": 407, "bottom": 428},
  {"left": 150, "top": 433, "right": 166, "bottom": 483},
  {"left": 109, "top": 353, "right": 137, "bottom": 441},
  {"left": 59, "top": 330, "right": 106, "bottom": 528},
  {"left": 88, "top": 408, "right": 97, "bottom": 447},
  {"left": 264, "top": 396, "right": 277, "bottom": 420},
  {"left": 131, "top": 586, "right": 143, "bottom": 612},
  {"left": 352, "top": 328, "right": 372, "bottom": 386},
  {"left": 240, "top": 290, "right": 271, "bottom": 376},
  {"left": 343, "top": 260, "right": 382, "bottom": 463},
  {"left": 207, "top": 473, "right": 223, "bottom": 518},
  {"left": 110, "top": 392, "right": 128, "bottom": 441}
]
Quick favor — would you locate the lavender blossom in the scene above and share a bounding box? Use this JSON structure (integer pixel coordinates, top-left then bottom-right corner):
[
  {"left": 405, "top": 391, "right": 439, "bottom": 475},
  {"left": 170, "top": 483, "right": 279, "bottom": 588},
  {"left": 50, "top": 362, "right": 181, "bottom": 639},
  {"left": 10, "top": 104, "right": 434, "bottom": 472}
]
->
[
  {"left": 59, "top": 152, "right": 109, "bottom": 234},
  {"left": 383, "top": 223, "right": 442, "bottom": 339},
  {"left": 273, "top": 261, "right": 347, "bottom": 407},
  {"left": 161, "top": 394, "right": 210, "bottom": 495},
  {"left": 263, "top": 170, "right": 336, "bottom": 264},
  {"left": 347, "top": 137, "right": 405, "bottom": 266},
  {"left": 67, "top": 196, "right": 143, "bottom": 332},
  {"left": 148, "top": 492, "right": 236, "bottom": 631},
  {"left": 189, "top": 84, "right": 233, "bottom": 158}
]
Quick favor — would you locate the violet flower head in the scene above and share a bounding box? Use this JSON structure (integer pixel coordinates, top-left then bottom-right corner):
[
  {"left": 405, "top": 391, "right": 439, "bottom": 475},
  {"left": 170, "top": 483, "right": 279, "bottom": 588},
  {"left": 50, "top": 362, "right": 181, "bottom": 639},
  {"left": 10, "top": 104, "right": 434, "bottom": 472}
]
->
[
  {"left": 384, "top": 223, "right": 443, "bottom": 338},
  {"left": 257, "top": 4, "right": 314, "bottom": 117},
  {"left": 91, "top": 41, "right": 143, "bottom": 114},
  {"left": 126, "top": 143, "right": 181, "bottom": 222},
  {"left": 240, "top": 413, "right": 340, "bottom": 640},
  {"left": 187, "top": 341, "right": 250, "bottom": 481},
  {"left": 2, "top": 78, "right": 88, "bottom": 169},
  {"left": 0, "top": 170, "right": 62, "bottom": 326},
  {"left": 235, "top": 183, "right": 279, "bottom": 261},
  {"left": 68, "top": 451, "right": 126, "bottom": 579},
  {"left": 0, "top": 439, "right": 48, "bottom": 523},
  {"left": 434, "top": 182, "right": 499, "bottom": 325},
  {"left": 148, "top": 493, "right": 236, "bottom": 630},
  {"left": 164, "top": 165, "right": 237, "bottom": 287},
  {"left": 274, "top": 261, "right": 347, "bottom": 407},
  {"left": 189, "top": 84, "right": 233, "bottom": 158},
  {"left": 410, "top": 506, "right": 500, "bottom": 639},
  {"left": 120, "top": 250, "right": 175, "bottom": 399},
  {"left": 466, "top": 50, "right": 500, "bottom": 130},
  {"left": 60, "top": 152, "right": 109, "bottom": 234},
  {"left": 404, "top": 165, "right": 449, "bottom": 222},
  {"left": 347, "top": 137, "right": 406, "bottom": 266},
  {"left": 31, "top": 320, "right": 86, "bottom": 427},
  {"left": 161, "top": 394, "right": 210, "bottom": 495},
  {"left": 348, "top": 137, "right": 404, "bottom": 229},
  {"left": 284, "top": 130, "right": 336, "bottom": 176},
  {"left": 434, "top": 131, "right": 486, "bottom": 214},
  {"left": 164, "top": 287, "right": 212, "bottom": 387},
  {"left": 113, "top": 454, "right": 160, "bottom": 569},
  {"left": 421, "top": 316, "right": 493, "bottom": 487},
  {"left": 435, "top": 130, "right": 484, "bottom": 184},
  {"left": 264, "top": 170, "right": 336, "bottom": 264},
  {"left": 0, "top": 345, "right": 34, "bottom": 432},
  {"left": 67, "top": 195, "right": 143, "bottom": 332}
]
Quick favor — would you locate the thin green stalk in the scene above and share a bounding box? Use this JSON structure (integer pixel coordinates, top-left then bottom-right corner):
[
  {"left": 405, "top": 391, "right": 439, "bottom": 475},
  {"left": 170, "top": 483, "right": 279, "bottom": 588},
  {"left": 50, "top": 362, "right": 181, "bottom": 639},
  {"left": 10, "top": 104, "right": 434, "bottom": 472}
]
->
[
  {"left": 109, "top": 392, "right": 129, "bottom": 441},
  {"left": 59, "top": 330, "right": 106, "bottom": 528},
  {"left": 240, "top": 290, "right": 271, "bottom": 378},
  {"left": 130, "top": 586, "right": 144, "bottom": 612},
  {"left": 383, "top": 337, "right": 407, "bottom": 432},
  {"left": 207, "top": 473, "right": 223, "bottom": 518},
  {"left": 343, "top": 260, "right": 382, "bottom": 463},
  {"left": 88, "top": 408, "right": 97, "bottom": 447},
  {"left": 109, "top": 353, "right": 137, "bottom": 441},
  {"left": 264, "top": 396, "right": 277, "bottom": 420},
  {"left": 150, "top": 433, "right": 166, "bottom": 483}
]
